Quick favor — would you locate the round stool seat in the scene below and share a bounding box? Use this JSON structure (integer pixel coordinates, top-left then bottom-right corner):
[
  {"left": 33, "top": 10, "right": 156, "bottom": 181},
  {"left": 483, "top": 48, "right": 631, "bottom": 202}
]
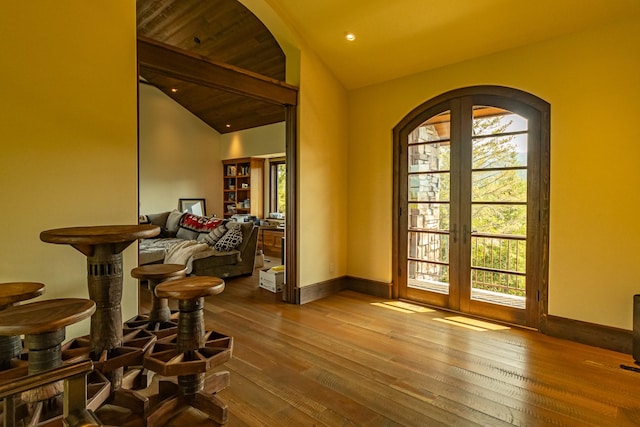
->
[
  {"left": 0, "top": 282, "right": 45, "bottom": 308},
  {"left": 128, "top": 264, "right": 188, "bottom": 337},
  {"left": 0, "top": 282, "right": 46, "bottom": 369},
  {"left": 0, "top": 299, "right": 95, "bottom": 336},
  {"left": 131, "top": 264, "right": 188, "bottom": 281},
  {"left": 155, "top": 276, "right": 225, "bottom": 301},
  {"left": 0, "top": 298, "right": 96, "bottom": 415}
]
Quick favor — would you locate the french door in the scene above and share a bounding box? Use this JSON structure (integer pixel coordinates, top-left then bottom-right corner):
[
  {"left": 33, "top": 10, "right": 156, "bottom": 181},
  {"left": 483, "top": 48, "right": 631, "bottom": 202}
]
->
[{"left": 394, "top": 87, "right": 549, "bottom": 328}]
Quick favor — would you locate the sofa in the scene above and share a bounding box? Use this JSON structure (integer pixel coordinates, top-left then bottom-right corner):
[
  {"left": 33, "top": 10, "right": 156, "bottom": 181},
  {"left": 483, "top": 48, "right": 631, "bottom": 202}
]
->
[{"left": 139, "top": 210, "right": 258, "bottom": 279}]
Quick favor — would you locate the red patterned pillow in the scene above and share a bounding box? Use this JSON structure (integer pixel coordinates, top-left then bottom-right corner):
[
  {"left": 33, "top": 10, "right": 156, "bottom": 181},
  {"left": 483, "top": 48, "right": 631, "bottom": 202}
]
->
[{"left": 179, "top": 214, "right": 223, "bottom": 233}]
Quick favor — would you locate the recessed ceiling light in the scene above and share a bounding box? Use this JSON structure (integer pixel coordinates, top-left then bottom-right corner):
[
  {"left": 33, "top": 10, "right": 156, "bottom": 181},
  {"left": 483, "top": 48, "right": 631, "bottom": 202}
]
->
[
  {"left": 345, "top": 32, "right": 356, "bottom": 41},
  {"left": 226, "top": 124, "right": 231, "bottom": 128},
  {"left": 170, "top": 88, "right": 178, "bottom": 93}
]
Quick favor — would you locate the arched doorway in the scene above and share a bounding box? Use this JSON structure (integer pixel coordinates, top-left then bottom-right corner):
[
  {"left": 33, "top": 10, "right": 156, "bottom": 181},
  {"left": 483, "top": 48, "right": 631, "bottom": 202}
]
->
[
  {"left": 136, "top": 0, "right": 300, "bottom": 302},
  {"left": 393, "top": 86, "right": 550, "bottom": 328}
]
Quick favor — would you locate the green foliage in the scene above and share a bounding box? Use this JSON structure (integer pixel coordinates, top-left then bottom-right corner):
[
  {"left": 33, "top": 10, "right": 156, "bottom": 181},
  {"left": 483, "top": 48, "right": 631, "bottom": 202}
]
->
[
  {"left": 468, "top": 114, "right": 527, "bottom": 295},
  {"left": 429, "top": 114, "right": 527, "bottom": 295},
  {"left": 276, "top": 163, "right": 286, "bottom": 213},
  {"left": 409, "top": 112, "right": 528, "bottom": 297}
]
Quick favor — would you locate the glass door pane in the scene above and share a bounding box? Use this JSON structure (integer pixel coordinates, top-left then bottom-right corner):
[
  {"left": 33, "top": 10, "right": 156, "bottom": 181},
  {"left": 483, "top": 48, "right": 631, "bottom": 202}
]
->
[
  {"left": 407, "top": 111, "right": 451, "bottom": 295},
  {"left": 470, "top": 106, "right": 528, "bottom": 308}
]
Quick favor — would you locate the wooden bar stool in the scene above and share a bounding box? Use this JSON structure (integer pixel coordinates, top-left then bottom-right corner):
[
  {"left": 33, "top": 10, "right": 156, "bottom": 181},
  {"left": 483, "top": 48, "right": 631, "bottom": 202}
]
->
[
  {"left": 0, "top": 298, "right": 95, "bottom": 426},
  {"left": 0, "top": 282, "right": 45, "bottom": 375},
  {"left": 144, "top": 276, "right": 233, "bottom": 425},
  {"left": 128, "top": 264, "right": 187, "bottom": 337}
]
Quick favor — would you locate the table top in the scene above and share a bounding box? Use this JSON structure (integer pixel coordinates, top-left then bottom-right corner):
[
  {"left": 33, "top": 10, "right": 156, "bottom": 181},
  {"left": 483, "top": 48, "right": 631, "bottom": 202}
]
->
[
  {"left": 0, "top": 298, "right": 95, "bottom": 336},
  {"left": 0, "top": 282, "right": 45, "bottom": 307},
  {"left": 40, "top": 224, "right": 160, "bottom": 245},
  {"left": 40, "top": 224, "right": 160, "bottom": 256},
  {"left": 131, "top": 263, "right": 188, "bottom": 280},
  {"left": 155, "top": 276, "right": 225, "bottom": 300}
]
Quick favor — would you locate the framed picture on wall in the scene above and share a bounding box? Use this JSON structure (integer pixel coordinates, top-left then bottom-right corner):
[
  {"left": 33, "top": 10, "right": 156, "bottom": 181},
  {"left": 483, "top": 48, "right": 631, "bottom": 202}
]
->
[{"left": 179, "top": 198, "right": 206, "bottom": 216}]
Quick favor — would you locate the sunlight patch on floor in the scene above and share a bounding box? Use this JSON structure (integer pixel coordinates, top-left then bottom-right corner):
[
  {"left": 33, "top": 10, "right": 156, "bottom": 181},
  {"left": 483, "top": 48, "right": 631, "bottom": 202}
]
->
[
  {"left": 445, "top": 316, "right": 510, "bottom": 330},
  {"left": 433, "top": 316, "right": 510, "bottom": 331},
  {"left": 434, "top": 318, "right": 487, "bottom": 331},
  {"left": 371, "top": 301, "right": 435, "bottom": 314}
]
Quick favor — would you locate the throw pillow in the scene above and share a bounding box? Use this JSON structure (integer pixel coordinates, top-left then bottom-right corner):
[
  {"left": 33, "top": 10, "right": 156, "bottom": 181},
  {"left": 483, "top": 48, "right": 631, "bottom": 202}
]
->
[
  {"left": 214, "top": 228, "right": 243, "bottom": 252},
  {"left": 176, "top": 227, "right": 198, "bottom": 240},
  {"left": 225, "top": 222, "right": 242, "bottom": 231},
  {"left": 146, "top": 211, "right": 171, "bottom": 228},
  {"left": 204, "top": 224, "right": 227, "bottom": 245},
  {"left": 166, "top": 210, "right": 184, "bottom": 233}
]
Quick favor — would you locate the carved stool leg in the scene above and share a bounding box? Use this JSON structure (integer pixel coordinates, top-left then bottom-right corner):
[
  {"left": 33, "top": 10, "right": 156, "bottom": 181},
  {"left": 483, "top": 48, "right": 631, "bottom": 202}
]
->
[
  {"left": 87, "top": 246, "right": 124, "bottom": 391},
  {"left": 176, "top": 298, "right": 206, "bottom": 397},
  {"left": 129, "top": 264, "right": 187, "bottom": 335},
  {"left": 182, "top": 298, "right": 230, "bottom": 425},
  {"left": 22, "top": 329, "right": 66, "bottom": 404},
  {"left": 148, "top": 278, "right": 172, "bottom": 325},
  {"left": 145, "top": 276, "right": 232, "bottom": 425},
  {"left": 116, "top": 265, "right": 187, "bottom": 396},
  {"left": 0, "top": 336, "right": 21, "bottom": 370}
]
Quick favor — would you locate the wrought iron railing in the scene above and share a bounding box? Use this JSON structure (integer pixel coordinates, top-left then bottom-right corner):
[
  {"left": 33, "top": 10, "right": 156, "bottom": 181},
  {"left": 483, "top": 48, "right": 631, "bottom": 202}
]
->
[
  {"left": 408, "top": 232, "right": 526, "bottom": 298},
  {"left": 471, "top": 233, "right": 526, "bottom": 297}
]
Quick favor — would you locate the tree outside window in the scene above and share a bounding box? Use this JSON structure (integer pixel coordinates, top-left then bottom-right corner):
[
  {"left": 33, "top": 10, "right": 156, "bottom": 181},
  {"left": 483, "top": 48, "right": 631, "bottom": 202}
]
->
[{"left": 270, "top": 159, "right": 286, "bottom": 214}]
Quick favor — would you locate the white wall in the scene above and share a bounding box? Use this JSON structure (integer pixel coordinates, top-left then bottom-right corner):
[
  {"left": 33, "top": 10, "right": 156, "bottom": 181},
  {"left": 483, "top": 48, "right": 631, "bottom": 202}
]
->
[
  {"left": 220, "top": 122, "right": 286, "bottom": 159},
  {"left": 138, "top": 84, "right": 223, "bottom": 217},
  {"left": 140, "top": 85, "right": 287, "bottom": 219}
]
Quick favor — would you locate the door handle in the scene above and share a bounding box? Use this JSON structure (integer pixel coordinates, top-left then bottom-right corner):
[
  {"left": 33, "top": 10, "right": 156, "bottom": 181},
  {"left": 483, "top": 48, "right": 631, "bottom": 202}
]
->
[{"left": 451, "top": 224, "right": 458, "bottom": 244}]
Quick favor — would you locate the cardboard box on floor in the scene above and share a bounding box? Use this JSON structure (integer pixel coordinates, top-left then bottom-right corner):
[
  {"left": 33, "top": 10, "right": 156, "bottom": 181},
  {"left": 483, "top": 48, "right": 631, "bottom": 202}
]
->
[{"left": 259, "top": 266, "right": 284, "bottom": 292}]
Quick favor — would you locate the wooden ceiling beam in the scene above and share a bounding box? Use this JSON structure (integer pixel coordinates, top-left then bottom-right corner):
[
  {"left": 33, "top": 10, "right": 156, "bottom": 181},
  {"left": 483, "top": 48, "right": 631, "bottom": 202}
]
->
[{"left": 137, "top": 35, "right": 297, "bottom": 106}]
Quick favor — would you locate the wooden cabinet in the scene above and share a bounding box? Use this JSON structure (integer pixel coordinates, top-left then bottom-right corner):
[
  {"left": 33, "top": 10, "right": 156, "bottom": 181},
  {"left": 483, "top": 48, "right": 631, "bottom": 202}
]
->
[
  {"left": 258, "top": 227, "right": 284, "bottom": 258},
  {"left": 223, "top": 157, "right": 264, "bottom": 219}
]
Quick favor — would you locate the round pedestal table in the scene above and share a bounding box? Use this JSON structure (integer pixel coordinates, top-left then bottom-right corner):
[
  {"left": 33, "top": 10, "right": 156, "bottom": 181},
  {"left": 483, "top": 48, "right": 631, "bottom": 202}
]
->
[{"left": 40, "top": 224, "right": 160, "bottom": 390}]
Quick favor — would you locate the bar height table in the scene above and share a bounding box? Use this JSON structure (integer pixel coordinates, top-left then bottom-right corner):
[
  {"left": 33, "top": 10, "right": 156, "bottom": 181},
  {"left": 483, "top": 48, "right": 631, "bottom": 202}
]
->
[{"left": 40, "top": 224, "right": 160, "bottom": 389}]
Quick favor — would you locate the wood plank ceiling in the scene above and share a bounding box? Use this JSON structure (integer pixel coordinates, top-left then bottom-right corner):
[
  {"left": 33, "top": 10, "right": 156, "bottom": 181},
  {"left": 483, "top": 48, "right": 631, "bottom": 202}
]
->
[{"left": 136, "top": 0, "right": 287, "bottom": 133}]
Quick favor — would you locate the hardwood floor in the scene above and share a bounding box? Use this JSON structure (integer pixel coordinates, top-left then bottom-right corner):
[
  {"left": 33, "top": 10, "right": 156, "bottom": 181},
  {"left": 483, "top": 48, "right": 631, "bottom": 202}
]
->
[{"left": 127, "top": 263, "right": 640, "bottom": 426}]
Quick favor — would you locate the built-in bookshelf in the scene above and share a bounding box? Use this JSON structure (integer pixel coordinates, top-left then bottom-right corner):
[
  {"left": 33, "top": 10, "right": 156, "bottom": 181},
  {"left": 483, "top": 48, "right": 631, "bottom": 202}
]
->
[{"left": 222, "top": 157, "right": 264, "bottom": 219}]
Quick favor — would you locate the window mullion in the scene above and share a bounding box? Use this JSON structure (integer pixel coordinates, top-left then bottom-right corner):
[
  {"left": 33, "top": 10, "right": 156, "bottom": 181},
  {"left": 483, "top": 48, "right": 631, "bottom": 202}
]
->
[{"left": 455, "top": 96, "right": 473, "bottom": 310}]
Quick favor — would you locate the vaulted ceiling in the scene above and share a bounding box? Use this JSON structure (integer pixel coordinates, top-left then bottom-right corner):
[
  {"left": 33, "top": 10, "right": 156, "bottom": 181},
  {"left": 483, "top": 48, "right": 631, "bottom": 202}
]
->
[
  {"left": 138, "top": 0, "right": 640, "bottom": 133},
  {"left": 136, "top": 0, "right": 287, "bottom": 133}
]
